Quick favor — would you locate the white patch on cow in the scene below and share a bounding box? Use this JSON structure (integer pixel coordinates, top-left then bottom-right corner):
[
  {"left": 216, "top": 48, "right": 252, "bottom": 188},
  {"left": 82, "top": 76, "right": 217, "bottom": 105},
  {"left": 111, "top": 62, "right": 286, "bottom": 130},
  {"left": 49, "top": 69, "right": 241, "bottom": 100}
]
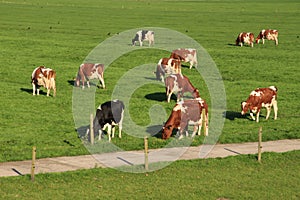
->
[
  {"left": 241, "top": 101, "right": 247, "bottom": 110},
  {"left": 180, "top": 105, "right": 188, "bottom": 113},
  {"left": 173, "top": 103, "right": 182, "bottom": 111},
  {"left": 250, "top": 90, "right": 262, "bottom": 97},
  {"left": 269, "top": 86, "right": 277, "bottom": 91}
]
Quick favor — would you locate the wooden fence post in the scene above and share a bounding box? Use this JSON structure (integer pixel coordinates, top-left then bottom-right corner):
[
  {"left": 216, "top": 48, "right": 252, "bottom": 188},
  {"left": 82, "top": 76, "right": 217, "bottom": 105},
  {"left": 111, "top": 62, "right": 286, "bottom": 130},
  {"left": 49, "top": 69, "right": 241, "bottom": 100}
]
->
[
  {"left": 144, "top": 136, "right": 149, "bottom": 171},
  {"left": 258, "top": 126, "right": 262, "bottom": 163},
  {"left": 90, "top": 113, "right": 94, "bottom": 145},
  {"left": 31, "top": 146, "right": 36, "bottom": 182}
]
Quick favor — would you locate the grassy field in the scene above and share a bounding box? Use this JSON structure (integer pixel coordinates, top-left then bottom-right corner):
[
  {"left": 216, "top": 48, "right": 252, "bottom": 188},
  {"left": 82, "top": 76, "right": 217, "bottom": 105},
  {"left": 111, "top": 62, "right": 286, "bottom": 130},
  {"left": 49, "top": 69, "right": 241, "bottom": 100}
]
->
[
  {"left": 0, "top": 151, "right": 299, "bottom": 199},
  {"left": 0, "top": 0, "right": 299, "bottom": 162}
]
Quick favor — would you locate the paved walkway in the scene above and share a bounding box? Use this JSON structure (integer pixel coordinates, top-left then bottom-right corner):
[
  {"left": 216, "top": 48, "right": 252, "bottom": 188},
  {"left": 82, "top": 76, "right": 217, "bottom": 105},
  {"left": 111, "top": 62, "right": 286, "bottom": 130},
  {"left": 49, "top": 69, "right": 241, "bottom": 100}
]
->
[{"left": 1, "top": 139, "right": 299, "bottom": 177}]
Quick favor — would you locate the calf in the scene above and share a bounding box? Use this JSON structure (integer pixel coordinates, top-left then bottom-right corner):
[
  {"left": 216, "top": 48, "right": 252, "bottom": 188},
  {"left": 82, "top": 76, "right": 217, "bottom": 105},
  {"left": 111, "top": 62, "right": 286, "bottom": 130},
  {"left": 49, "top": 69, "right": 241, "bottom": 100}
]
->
[
  {"left": 256, "top": 29, "right": 279, "bottom": 45},
  {"left": 165, "top": 74, "right": 200, "bottom": 103},
  {"left": 75, "top": 63, "right": 105, "bottom": 89},
  {"left": 241, "top": 86, "right": 278, "bottom": 122},
  {"left": 236, "top": 32, "right": 255, "bottom": 47},
  {"left": 92, "top": 100, "right": 124, "bottom": 142},
  {"left": 162, "top": 99, "right": 208, "bottom": 140},
  {"left": 155, "top": 57, "right": 181, "bottom": 82},
  {"left": 132, "top": 30, "right": 154, "bottom": 46},
  {"left": 31, "top": 66, "right": 56, "bottom": 97},
  {"left": 170, "top": 48, "right": 198, "bottom": 69}
]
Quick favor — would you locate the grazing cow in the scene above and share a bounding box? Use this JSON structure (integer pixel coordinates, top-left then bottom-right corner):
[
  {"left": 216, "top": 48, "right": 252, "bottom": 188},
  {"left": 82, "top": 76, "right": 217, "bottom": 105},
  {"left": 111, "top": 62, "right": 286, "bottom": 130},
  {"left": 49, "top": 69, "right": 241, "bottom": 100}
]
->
[
  {"left": 155, "top": 57, "right": 181, "bottom": 82},
  {"left": 236, "top": 32, "right": 255, "bottom": 47},
  {"left": 92, "top": 100, "right": 124, "bottom": 142},
  {"left": 165, "top": 74, "right": 200, "bottom": 103},
  {"left": 132, "top": 30, "right": 154, "bottom": 46},
  {"left": 162, "top": 99, "right": 209, "bottom": 140},
  {"left": 75, "top": 63, "right": 105, "bottom": 89},
  {"left": 256, "top": 29, "right": 279, "bottom": 45},
  {"left": 170, "top": 48, "right": 198, "bottom": 69},
  {"left": 31, "top": 66, "right": 56, "bottom": 97},
  {"left": 241, "top": 86, "right": 278, "bottom": 122}
]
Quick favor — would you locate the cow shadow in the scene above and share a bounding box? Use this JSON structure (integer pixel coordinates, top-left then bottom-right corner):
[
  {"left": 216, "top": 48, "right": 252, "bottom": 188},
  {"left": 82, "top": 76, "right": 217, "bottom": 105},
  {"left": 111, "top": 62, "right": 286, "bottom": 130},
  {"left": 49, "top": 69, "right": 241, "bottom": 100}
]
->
[
  {"left": 223, "top": 111, "right": 248, "bottom": 120},
  {"left": 227, "top": 43, "right": 237, "bottom": 46},
  {"left": 67, "top": 80, "right": 75, "bottom": 86},
  {"left": 145, "top": 92, "right": 176, "bottom": 102},
  {"left": 20, "top": 88, "right": 47, "bottom": 96}
]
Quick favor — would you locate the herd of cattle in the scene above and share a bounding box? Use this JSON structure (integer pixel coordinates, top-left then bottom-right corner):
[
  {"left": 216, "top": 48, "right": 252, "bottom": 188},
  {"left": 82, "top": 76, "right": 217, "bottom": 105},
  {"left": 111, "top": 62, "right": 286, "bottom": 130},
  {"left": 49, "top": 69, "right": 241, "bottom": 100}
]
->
[
  {"left": 236, "top": 29, "right": 279, "bottom": 47},
  {"left": 30, "top": 29, "right": 279, "bottom": 141}
]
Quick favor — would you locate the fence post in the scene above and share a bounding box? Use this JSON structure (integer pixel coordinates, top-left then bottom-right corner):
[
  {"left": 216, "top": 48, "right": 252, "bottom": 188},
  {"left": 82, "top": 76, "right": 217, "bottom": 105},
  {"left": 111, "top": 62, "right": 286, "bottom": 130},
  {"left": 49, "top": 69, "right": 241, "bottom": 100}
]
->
[
  {"left": 31, "top": 146, "right": 36, "bottom": 182},
  {"left": 90, "top": 113, "right": 94, "bottom": 145},
  {"left": 258, "top": 126, "right": 262, "bottom": 163},
  {"left": 144, "top": 136, "right": 149, "bottom": 171}
]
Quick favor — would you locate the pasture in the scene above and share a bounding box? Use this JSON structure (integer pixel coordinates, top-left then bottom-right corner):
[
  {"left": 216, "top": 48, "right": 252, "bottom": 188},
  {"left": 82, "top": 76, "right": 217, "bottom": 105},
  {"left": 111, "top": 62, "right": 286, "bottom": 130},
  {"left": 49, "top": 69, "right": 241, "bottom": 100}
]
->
[{"left": 0, "top": 0, "right": 299, "bottom": 163}]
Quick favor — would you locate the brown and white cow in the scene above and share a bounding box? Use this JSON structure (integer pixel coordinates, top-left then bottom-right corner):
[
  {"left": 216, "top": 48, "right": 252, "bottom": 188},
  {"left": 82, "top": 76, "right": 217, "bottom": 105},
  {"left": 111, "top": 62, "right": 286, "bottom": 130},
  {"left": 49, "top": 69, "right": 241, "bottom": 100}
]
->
[
  {"left": 236, "top": 32, "right": 255, "bottom": 47},
  {"left": 170, "top": 48, "right": 198, "bottom": 69},
  {"left": 165, "top": 74, "right": 200, "bottom": 103},
  {"left": 31, "top": 66, "right": 56, "bottom": 97},
  {"left": 132, "top": 30, "right": 154, "bottom": 47},
  {"left": 162, "top": 98, "right": 209, "bottom": 140},
  {"left": 155, "top": 58, "right": 181, "bottom": 82},
  {"left": 241, "top": 86, "right": 278, "bottom": 122},
  {"left": 75, "top": 63, "right": 105, "bottom": 89},
  {"left": 256, "top": 29, "right": 279, "bottom": 45}
]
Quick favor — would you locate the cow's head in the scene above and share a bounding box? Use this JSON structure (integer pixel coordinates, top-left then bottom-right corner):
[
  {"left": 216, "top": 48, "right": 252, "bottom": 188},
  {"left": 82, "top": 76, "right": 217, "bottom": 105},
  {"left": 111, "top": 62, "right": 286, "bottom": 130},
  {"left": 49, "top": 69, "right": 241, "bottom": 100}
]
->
[
  {"left": 161, "top": 124, "right": 173, "bottom": 140},
  {"left": 241, "top": 101, "right": 249, "bottom": 115}
]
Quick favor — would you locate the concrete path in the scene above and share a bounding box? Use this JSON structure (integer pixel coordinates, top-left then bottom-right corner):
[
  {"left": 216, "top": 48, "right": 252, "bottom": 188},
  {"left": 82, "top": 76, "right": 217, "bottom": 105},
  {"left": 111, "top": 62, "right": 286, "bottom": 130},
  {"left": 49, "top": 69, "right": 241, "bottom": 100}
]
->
[{"left": 1, "top": 139, "right": 299, "bottom": 177}]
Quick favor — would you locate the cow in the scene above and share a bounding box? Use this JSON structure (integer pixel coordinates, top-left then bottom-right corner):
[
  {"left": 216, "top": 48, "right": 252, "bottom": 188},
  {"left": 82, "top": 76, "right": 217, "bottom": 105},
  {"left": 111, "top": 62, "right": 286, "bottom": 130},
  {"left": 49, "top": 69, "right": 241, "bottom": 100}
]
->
[
  {"left": 161, "top": 98, "right": 209, "bottom": 140},
  {"left": 91, "top": 100, "right": 124, "bottom": 142},
  {"left": 31, "top": 66, "right": 56, "bottom": 97},
  {"left": 241, "top": 86, "right": 278, "bottom": 122},
  {"left": 165, "top": 74, "right": 200, "bottom": 103},
  {"left": 256, "top": 29, "right": 279, "bottom": 45},
  {"left": 236, "top": 32, "right": 255, "bottom": 47},
  {"left": 155, "top": 57, "right": 181, "bottom": 82},
  {"left": 170, "top": 48, "right": 198, "bottom": 69},
  {"left": 75, "top": 63, "right": 105, "bottom": 89},
  {"left": 132, "top": 30, "right": 154, "bottom": 47}
]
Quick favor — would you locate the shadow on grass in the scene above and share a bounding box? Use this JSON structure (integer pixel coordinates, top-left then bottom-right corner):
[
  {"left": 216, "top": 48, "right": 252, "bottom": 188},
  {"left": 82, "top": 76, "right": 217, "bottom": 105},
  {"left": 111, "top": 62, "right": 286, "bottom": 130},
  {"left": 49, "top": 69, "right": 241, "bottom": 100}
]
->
[
  {"left": 145, "top": 92, "right": 177, "bottom": 102},
  {"left": 146, "top": 125, "right": 163, "bottom": 138},
  {"left": 20, "top": 88, "right": 47, "bottom": 96},
  {"left": 223, "top": 111, "right": 247, "bottom": 120}
]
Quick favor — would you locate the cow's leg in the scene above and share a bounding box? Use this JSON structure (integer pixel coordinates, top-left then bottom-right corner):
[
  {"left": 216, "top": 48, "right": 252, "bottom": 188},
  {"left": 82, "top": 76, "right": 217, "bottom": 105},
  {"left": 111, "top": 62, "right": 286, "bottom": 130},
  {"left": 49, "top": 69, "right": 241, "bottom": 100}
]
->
[
  {"left": 273, "top": 100, "right": 278, "bottom": 120},
  {"left": 46, "top": 88, "right": 50, "bottom": 97},
  {"left": 265, "top": 106, "right": 272, "bottom": 120},
  {"left": 167, "top": 92, "right": 172, "bottom": 103},
  {"left": 139, "top": 39, "right": 143, "bottom": 47},
  {"left": 85, "top": 128, "right": 89, "bottom": 138},
  {"left": 256, "top": 111, "right": 260, "bottom": 123},
  {"left": 189, "top": 62, "right": 193, "bottom": 69},
  {"left": 191, "top": 125, "right": 199, "bottom": 138},
  {"left": 262, "top": 38, "right": 265, "bottom": 44},
  {"left": 98, "top": 130, "right": 102, "bottom": 140},
  {"left": 99, "top": 74, "right": 105, "bottom": 89},
  {"left": 37, "top": 88, "right": 40, "bottom": 96},
  {"left": 32, "top": 83, "right": 36, "bottom": 95},
  {"left": 250, "top": 112, "right": 256, "bottom": 121},
  {"left": 107, "top": 124, "right": 112, "bottom": 142},
  {"left": 275, "top": 37, "right": 278, "bottom": 45},
  {"left": 111, "top": 126, "right": 115, "bottom": 138},
  {"left": 87, "top": 80, "right": 90, "bottom": 88}
]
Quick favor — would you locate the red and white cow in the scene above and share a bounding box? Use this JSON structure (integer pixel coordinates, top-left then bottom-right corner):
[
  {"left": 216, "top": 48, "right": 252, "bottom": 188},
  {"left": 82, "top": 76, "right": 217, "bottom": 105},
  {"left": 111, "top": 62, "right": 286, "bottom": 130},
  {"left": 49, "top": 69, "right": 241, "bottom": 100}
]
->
[
  {"left": 236, "top": 32, "right": 255, "bottom": 47},
  {"left": 256, "top": 29, "right": 279, "bottom": 45},
  {"left": 241, "top": 86, "right": 278, "bottom": 122},
  {"left": 162, "top": 98, "right": 209, "bottom": 140},
  {"left": 155, "top": 58, "right": 181, "bottom": 82},
  {"left": 132, "top": 30, "right": 154, "bottom": 47},
  {"left": 170, "top": 48, "right": 198, "bottom": 69},
  {"left": 165, "top": 74, "right": 200, "bottom": 103},
  {"left": 31, "top": 66, "right": 56, "bottom": 97},
  {"left": 75, "top": 63, "right": 105, "bottom": 89}
]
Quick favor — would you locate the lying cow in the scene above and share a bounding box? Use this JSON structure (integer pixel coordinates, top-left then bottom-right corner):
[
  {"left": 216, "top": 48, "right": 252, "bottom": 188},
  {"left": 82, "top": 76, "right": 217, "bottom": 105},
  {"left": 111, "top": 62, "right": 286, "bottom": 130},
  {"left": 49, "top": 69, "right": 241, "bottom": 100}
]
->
[
  {"left": 236, "top": 32, "right": 255, "bottom": 47},
  {"left": 132, "top": 30, "right": 154, "bottom": 47},
  {"left": 241, "top": 86, "right": 278, "bottom": 122},
  {"left": 92, "top": 100, "right": 124, "bottom": 142},
  {"left": 170, "top": 48, "right": 198, "bottom": 69},
  {"left": 256, "top": 29, "right": 279, "bottom": 45},
  {"left": 75, "top": 63, "right": 105, "bottom": 89},
  {"left": 31, "top": 66, "right": 56, "bottom": 97},
  {"left": 165, "top": 74, "right": 200, "bottom": 103},
  {"left": 162, "top": 98, "right": 209, "bottom": 140},
  {"left": 155, "top": 58, "right": 181, "bottom": 82}
]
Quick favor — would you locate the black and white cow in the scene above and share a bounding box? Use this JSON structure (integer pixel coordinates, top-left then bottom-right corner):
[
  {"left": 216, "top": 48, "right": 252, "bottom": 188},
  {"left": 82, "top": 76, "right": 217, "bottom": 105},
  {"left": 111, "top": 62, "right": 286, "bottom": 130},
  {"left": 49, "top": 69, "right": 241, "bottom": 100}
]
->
[
  {"left": 132, "top": 30, "right": 154, "bottom": 46},
  {"left": 92, "top": 100, "right": 125, "bottom": 142}
]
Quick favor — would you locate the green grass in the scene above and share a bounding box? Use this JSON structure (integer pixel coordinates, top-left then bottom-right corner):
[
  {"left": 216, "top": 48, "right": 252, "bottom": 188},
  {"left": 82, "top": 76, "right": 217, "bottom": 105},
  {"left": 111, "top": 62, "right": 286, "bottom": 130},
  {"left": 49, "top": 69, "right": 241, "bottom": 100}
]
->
[
  {"left": 0, "top": 0, "right": 300, "bottom": 162},
  {"left": 0, "top": 151, "right": 299, "bottom": 199}
]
